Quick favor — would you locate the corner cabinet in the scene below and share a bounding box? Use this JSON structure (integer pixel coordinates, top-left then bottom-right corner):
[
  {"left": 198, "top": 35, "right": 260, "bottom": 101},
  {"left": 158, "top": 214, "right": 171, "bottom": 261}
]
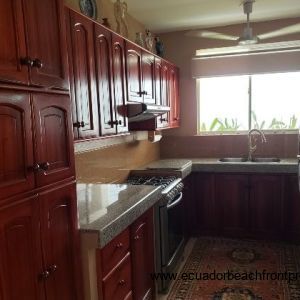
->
[
  {"left": 0, "top": 0, "right": 69, "bottom": 89},
  {"left": 96, "top": 208, "right": 155, "bottom": 300}
]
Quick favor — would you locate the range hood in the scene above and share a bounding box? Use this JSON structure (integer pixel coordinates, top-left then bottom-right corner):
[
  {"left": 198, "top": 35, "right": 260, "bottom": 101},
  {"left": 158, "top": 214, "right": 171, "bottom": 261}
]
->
[{"left": 127, "top": 103, "right": 170, "bottom": 122}]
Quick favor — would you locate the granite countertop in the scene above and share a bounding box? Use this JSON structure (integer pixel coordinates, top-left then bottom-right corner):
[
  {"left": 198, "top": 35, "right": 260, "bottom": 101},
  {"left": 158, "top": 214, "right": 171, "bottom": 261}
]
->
[
  {"left": 191, "top": 158, "right": 298, "bottom": 174},
  {"left": 77, "top": 183, "right": 162, "bottom": 248}
]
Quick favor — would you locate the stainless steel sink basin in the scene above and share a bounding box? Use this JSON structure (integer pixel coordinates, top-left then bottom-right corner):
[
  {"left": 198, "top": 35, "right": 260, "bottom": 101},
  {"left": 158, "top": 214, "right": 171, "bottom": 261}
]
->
[
  {"left": 219, "top": 157, "right": 281, "bottom": 163},
  {"left": 251, "top": 157, "right": 281, "bottom": 163},
  {"left": 219, "top": 158, "right": 248, "bottom": 162}
]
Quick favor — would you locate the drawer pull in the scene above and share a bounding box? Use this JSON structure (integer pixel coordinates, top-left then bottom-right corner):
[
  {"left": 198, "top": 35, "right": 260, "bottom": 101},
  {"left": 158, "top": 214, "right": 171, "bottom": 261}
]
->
[
  {"left": 118, "top": 279, "right": 126, "bottom": 285},
  {"left": 116, "top": 243, "right": 123, "bottom": 248}
]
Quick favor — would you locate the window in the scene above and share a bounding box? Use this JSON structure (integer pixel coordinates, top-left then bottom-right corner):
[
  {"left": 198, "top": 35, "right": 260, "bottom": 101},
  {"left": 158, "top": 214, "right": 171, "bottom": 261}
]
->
[{"left": 198, "top": 72, "right": 300, "bottom": 133}]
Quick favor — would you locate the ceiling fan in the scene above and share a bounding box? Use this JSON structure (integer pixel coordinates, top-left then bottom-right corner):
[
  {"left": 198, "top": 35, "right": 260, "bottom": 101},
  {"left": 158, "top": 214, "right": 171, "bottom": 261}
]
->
[{"left": 185, "top": 0, "right": 300, "bottom": 45}]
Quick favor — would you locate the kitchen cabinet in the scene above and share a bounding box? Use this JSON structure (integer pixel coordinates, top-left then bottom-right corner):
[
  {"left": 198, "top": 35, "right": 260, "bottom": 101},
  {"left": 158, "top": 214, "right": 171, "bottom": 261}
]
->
[
  {"left": 168, "top": 66, "right": 180, "bottom": 128},
  {"left": 0, "top": 91, "right": 34, "bottom": 200},
  {"left": 0, "top": 90, "right": 74, "bottom": 200},
  {"left": 249, "top": 175, "right": 282, "bottom": 239},
  {"left": 191, "top": 173, "right": 292, "bottom": 241},
  {"left": 0, "top": 182, "right": 80, "bottom": 300},
  {"left": 283, "top": 175, "right": 300, "bottom": 241},
  {"left": 32, "top": 93, "right": 75, "bottom": 187},
  {"left": 141, "top": 53, "right": 156, "bottom": 104},
  {"left": 0, "top": 0, "right": 69, "bottom": 89},
  {"left": 66, "top": 9, "right": 99, "bottom": 140},
  {"left": 215, "top": 174, "right": 249, "bottom": 237},
  {"left": 96, "top": 208, "right": 155, "bottom": 300},
  {"left": 130, "top": 208, "right": 155, "bottom": 300}
]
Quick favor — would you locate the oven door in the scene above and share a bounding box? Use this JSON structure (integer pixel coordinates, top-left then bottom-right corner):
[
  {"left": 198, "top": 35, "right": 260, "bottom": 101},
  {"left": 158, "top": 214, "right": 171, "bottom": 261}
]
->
[{"left": 160, "top": 192, "right": 185, "bottom": 272}]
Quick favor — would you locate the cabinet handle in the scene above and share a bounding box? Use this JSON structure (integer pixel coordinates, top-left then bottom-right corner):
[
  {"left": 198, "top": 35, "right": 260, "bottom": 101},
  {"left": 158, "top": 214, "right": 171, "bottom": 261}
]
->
[
  {"left": 108, "top": 120, "right": 119, "bottom": 126},
  {"left": 142, "top": 91, "right": 148, "bottom": 95},
  {"left": 29, "top": 163, "right": 41, "bottom": 172},
  {"left": 116, "top": 242, "right": 123, "bottom": 248},
  {"left": 134, "top": 235, "right": 140, "bottom": 240},
  {"left": 73, "top": 122, "right": 81, "bottom": 128},
  {"left": 174, "top": 117, "right": 179, "bottom": 121},
  {"left": 48, "top": 264, "right": 58, "bottom": 274},
  {"left": 39, "top": 162, "right": 50, "bottom": 171},
  {"left": 160, "top": 118, "right": 167, "bottom": 122},
  {"left": 118, "top": 279, "right": 126, "bottom": 285},
  {"left": 118, "top": 120, "right": 122, "bottom": 125},
  {"left": 32, "top": 58, "right": 43, "bottom": 69},
  {"left": 20, "top": 57, "right": 34, "bottom": 67},
  {"left": 80, "top": 121, "right": 85, "bottom": 128},
  {"left": 39, "top": 270, "right": 50, "bottom": 280}
]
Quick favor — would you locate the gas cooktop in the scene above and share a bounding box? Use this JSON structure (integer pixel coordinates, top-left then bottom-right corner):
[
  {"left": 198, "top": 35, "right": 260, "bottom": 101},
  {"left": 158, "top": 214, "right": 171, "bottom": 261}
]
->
[{"left": 126, "top": 175, "right": 178, "bottom": 189}]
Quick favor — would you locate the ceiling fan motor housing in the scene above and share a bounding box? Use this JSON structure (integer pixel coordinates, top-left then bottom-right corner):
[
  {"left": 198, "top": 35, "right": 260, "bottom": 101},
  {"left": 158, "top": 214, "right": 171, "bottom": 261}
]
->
[{"left": 243, "top": 0, "right": 254, "bottom": 14}]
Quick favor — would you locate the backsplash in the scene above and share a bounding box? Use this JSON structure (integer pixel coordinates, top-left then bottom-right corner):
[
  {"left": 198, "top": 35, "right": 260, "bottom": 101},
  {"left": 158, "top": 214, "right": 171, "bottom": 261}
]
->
[
  {"left": 75, "top": 140, "right": 160, "bottom": 183},
  {"left": 161, "top": 134, "right": 298, "bottom": 159}
]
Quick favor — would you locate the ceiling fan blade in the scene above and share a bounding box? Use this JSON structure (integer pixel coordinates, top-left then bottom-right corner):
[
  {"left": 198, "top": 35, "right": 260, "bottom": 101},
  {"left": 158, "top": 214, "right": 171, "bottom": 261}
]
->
[
  {"left": 185, "top": 30, "right": 239, "bottom": 41},
  {"left": 258, "top": 23, "right": 300, "bottom": 40}
]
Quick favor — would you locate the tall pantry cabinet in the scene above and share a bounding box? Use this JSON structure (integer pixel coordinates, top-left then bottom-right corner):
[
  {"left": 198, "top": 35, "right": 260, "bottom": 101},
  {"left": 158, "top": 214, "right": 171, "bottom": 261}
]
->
[{"left": 0, "top": 0, "right": 81, "bottom": 299}]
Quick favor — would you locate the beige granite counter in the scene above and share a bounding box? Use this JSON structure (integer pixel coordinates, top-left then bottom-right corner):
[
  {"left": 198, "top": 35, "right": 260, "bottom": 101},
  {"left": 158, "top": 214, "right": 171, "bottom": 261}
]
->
[{"left": 77, "top": 183, "right": 162, "bottom": 248}]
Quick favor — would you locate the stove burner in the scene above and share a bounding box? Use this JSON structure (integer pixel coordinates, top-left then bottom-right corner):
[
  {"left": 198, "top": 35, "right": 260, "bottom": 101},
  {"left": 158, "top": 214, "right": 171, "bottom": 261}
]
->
[{"left": 127, "top": 175, "right": 178, "bottom": 189}]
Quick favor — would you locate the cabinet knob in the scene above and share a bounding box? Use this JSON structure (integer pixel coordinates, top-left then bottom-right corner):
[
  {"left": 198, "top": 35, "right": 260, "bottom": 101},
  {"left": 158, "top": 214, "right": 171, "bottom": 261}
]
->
[
  {"left": 174, "top": 117, "right": 179, "bottom": 121},
  {"left": 32, "top": 58, "right": 43, "bottom": 69},
  {"left": 160, "top": 118, "right": 167, "bottom": 122},
  {"left": 48, "top": 264, "right": 58, "bottom": 274},
  {"left": 108, "top": 120, "right": 118, "bottom": 126},
  {"left": 39, "top": 270, "right": 50, "bottom": 280},
  {"left": 20, "top": 57, "right": 34, "bottom": 67},
  {"left": 118, "top": 120, "right": 122, "bottom": 125},
  {"left": 116, "top": 242, "right": 123, "bottom": 248},
  {"left": 134, "top": 235, "right": 140, "bottom": 240},
  {"left": 80, "top": 121, "right": 85, "bottom": 128},
  {"left": 142, "top": 91, "right": 148, "bottom": 95},
  {"left": 118, "top": 279, "right": 126, "bottom": 285},
  {"left": 39, "top": 162, "right": 50, "bottom": 171},
  {"left": 73, "top": 122, "right": 81, "bottom": 128}
]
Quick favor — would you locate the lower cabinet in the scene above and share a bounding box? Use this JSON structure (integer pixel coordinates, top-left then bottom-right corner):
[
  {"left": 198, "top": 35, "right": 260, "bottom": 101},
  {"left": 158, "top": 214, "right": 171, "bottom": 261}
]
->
[
  {"left": 97, "top": 208, "right": 155, "bottom": 300},
  {"left": 0, "top": 182, "right": 81, "bottom": 300},
  {"left": 190, "top": 173, "right": 299, "bottom": 241}
]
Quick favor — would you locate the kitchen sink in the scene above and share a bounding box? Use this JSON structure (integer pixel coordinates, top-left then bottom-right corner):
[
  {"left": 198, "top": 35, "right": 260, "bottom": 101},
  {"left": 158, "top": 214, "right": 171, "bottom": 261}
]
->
[
  {"left": 219, "top": 157, "right": 281, "bottom": 163},
  {"left": 219, "top": 158, "right": 248, "bottom": 162},
  {"left": 251, "top": 157, "right": 281, "bottom": 163}
]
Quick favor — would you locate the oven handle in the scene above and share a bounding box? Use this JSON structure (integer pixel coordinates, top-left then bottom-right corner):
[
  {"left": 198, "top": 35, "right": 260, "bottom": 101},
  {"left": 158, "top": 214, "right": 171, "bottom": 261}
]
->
[{"left": 167, "top": 192, "right": 183, "bottom": 210}]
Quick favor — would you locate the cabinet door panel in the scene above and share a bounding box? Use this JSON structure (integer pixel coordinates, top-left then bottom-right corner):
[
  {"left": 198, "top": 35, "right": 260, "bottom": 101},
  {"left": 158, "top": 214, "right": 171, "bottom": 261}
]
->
[
  {"left": 25, "top": 0, "right": 69, "bottom": 89},
  {"left": 154, "top": 58, "right": 162, "bottom": 106},
  {"left": 216, "top": 174, "right": 249, "bottom": 237},
  {"left": 112, "top": 35, "right": 128, "bottom": 134},
  {"left": 32, "top": 93, "right": 75, "bottom": 187},
  {"left": 39, "top": 182, "right": 79, "bottom": 300},
  {"left": 0, "top": 196, "right": 44, "bottom": 300},
  {"left": 67, "top": 10, "right": 99, "bottom": 139},
  {"left": 0, "top": 91, "right": 34, "bottom": 200},
  {"left": 169, "top": 66, "right": 180, "bottom": 127},
  {"left": 125, "top": 42, "right": 143, "bottom": 103},
  {"left": 130, "top": 208, "right": 154, "bottom": 300},
  {"left": 157, "top": 63, "right": 169, "bottom": 129},
  {"left": 249, "top": 175, "right": 282, "bottom": 238},
  {"left": 94, "top": 24, "right": 116, "bottom": 136},
  {"left": 0, "top": 0, "right": 28, "bottom": 85},
  {"left": 142, "top": 52, "right": 155, "bottom": 104}
]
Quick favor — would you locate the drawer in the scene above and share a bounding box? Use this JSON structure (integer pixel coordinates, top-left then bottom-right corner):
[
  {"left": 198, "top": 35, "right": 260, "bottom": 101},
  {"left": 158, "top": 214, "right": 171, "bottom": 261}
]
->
[
  {"left": 101, "top": 228, "right": 130, "bottom": 276},
  {"left": 102, "top": 253, "right": 132, "bottom": 300}
]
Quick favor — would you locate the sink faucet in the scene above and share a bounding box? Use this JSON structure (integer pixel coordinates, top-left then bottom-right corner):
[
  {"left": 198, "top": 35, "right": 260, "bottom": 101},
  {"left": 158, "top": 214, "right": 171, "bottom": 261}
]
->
[{"left": 248, "top": 129, "right": 267, "bottom": 161}]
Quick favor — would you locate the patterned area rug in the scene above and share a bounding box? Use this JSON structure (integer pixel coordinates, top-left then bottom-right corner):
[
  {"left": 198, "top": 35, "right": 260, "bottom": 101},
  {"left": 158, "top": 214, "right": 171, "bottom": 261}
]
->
[{"left": 167, "top": 237, "right": 300, "bottom": 300}]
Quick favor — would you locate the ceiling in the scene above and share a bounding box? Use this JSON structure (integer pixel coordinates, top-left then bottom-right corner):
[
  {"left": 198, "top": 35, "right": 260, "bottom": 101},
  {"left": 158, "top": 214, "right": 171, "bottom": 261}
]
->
[{"left": 125, "top": 0, "right": 300, "bottom": 33}]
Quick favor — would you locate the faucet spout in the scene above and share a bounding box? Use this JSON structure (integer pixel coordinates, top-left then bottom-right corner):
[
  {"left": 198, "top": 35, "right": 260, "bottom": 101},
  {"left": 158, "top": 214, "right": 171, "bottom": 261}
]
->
[{"left": 248, "top": 129, "right": 267, "bottom": 161}]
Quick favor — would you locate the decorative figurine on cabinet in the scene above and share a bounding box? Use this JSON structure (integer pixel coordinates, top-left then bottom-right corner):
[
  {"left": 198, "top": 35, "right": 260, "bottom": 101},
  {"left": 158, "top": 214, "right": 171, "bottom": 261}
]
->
[
  {"left": 145, "top": 30, "right": 154, "bottom": 52},
  {"left": 135, "top": 32, "right": 145, "bottom": 47},
  {"left": 114, "top": 0, "right": 129, "bottom": 38},
  {"left": 155, "top": 36, "right": 164, "bottom": 57}
]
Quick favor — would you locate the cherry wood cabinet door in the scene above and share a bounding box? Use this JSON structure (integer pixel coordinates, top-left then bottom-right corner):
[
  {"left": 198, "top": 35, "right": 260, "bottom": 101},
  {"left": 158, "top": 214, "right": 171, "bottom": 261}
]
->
[
  {"left": 32, "top": 93, "right": 75, "bottom": 187},
  {"left": 0, "top": 196, "right": 44, "bottom": 300},
  {"left": 125, "top": 42, "right": 143, "bottom": 103},
  {"left": 112, "top": 35, "right": 128, "bottom": 134},
  {"left": 157, "top": 62, "right": 169, "bottom": 129},
  {"left": 283, "top": 175, "right": 300, "bottom": 241},
  {"left": 130, "top": 208, "right": 154, "bottom": 300},
  {"left": 249, "top": 175, "right": 282, "bottom": 239},
  {"left": 154, "top": 58, "right": 162, "bottom": 106},
  {"left": 0, "top": 0, "right": 29, "bottom": 85},
  {"left": 39, "top": 182, "right": 79, "bottom": 300},
  {"left": 142, "top": 52, "right": 155, "bottom": 104},
  {"left": 67, "top": 9, "right": 99, "bottom": 139},
  {"left": 0, "top": 91, "right": 34, "bottom": 200},
  {"left": 94, "top": 24, "right": 116, "bottom": 136},
  {"left": 169, "top": 66, "right": 180, "bottom": 128},
  {"left": 215, "top": 174, "right": 249, "bottom": 237},
  {"left": 25, "top": 0, "right": 69, "bottom": 89}
]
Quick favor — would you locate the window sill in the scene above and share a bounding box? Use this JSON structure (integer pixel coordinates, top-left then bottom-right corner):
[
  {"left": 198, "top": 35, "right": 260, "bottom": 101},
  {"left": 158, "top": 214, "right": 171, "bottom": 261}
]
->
[{"left": 197, "top": 129, "right": 299, "bottom": 136}]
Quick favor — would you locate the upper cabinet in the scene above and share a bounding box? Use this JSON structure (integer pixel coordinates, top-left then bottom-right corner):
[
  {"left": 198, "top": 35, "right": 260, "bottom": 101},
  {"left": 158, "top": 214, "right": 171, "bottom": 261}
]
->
[
  {"left": 0, "top": 0, "right": 69, "bottom": 90},
  {"left": 66, "top": 9, "right": 99, "bottom": 140}
]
